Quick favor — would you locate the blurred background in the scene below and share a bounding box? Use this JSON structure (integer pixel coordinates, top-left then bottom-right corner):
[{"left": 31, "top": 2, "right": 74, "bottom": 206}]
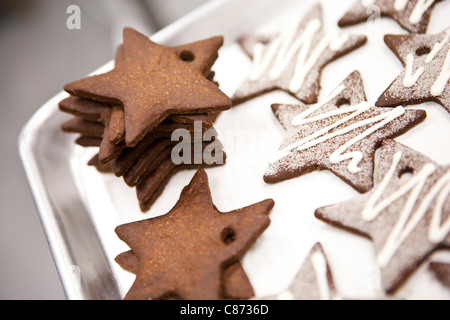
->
[{"left": 0, "top": 0, "right": 209, "bottom": 299}]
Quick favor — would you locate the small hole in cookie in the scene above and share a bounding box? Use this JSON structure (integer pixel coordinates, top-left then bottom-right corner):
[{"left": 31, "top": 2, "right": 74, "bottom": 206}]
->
[
  {"left": 416, "top": 46, "right": 431, "bottom": 56},
  {"left": 336, "top": 98, "right": 352, "bottom": 110},
  {"left": 180, "top": 50, "right": 195, "bottom": 62},
  {"left": 221, "top": 227, "right": 236, "bottom": 245},
  {"left": 398, "top": 166, "right": 414, "bottom": 183}
]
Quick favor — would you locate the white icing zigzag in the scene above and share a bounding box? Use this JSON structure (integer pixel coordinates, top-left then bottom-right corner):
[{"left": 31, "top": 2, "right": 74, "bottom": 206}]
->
[{"left": 362, "top": 151, "right": 450, "bottom": 268}]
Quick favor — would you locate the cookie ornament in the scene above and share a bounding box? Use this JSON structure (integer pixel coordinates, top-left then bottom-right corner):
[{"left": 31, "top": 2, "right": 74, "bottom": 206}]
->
[
  {"left": 315, "top": 140, "right": 450, "bottom": 293},
  {"left": 264, "top": 71, "right": 426, "bottom": 193},
  {"left": 64, "top": 28, "right": 231, "bottom": 147},
  {"left": 376, "top": 28, "right": 450, "bottom": 113},
  {"left": 115, "top": 169, "right": 274, "bottom": 300},
  {"left": 232, "top": 4, "right": 367, "bottom": 105},
  {"left": 338, "top": 0, "right": 442, "bottom": 34}
]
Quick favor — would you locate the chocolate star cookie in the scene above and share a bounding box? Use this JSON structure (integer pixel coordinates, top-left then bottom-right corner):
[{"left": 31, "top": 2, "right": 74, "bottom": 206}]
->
[
  {"left": 376, "top": 28, "right": 450, "bottom": 113},
  {"left": 263, "top": 243, "right": 339, "bottom": 300},
  {"left": 264, "top": 71, "right": 426, "bottom": 193},
  {"left": 115, "top": 169, "right": 274, "bottom": 299},
  {"left": 61, "top": 107, "right": 215, "bottom": 166},
  {"left": 87, "top": 154, "right": 112, "bottom": 173},
  {"left": 232, "top": 4, "right": 367, "bottom": 105},
  {"left": 75, "top": 136, "right": 102, "bottom": 147},
  {"left": 64, "top": 27, "right": 231, "bottom": 147},
  {"left": 136, "top": 145, "right": 226, "bottom": 213},
  {"left": 315, "top": 140, "right": 450, "bottom": 293},
  {"left": 338, "top": 0, "right": 441, "bottom": 34}
]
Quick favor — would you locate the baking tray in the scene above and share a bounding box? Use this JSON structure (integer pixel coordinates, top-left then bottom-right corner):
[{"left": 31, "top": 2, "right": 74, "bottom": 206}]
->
[{"left": 19, "top": 0, "right": 450, "bottom": 300}]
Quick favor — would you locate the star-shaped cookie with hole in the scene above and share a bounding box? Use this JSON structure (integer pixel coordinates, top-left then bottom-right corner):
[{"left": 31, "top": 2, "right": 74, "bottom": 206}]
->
[
  {"left": 64, "top": 27, "right": 231, "bottom": 147},
  {"left": 114, "top": 169, "right": 274, "bottom": 300},
  {"left": 264, "top": 71, "right": 426, "bottom": 193},
  {"left": 232, "top": 4, "right": 367, "bottom": 105},
  {"left": 315, "top": 140, "right": 450, "bottom": 293},
  {"left": 338, "top": 0, "right": 442, "bottom": 34},
  {"left": 376, "top": 28, "right": 450, "bottom": 113}
]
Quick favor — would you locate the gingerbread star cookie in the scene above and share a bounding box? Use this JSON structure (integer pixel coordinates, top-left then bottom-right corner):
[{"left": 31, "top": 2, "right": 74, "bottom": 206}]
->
[
  {"left": 75, "top": 136, "right": 101, "bottom": 147},
  {"left": 64, "top": 27, "right": 231, "bottom": 147},
  {"left": 115, "top": 169, "right": 274, "bottom": 299},
  {"left": 232, "top": 4, "right": 367, "bottom": 105},
  {"left": 376, "top": 28, "right": 450, "bottom": 113},
  {"left": 315, "top": 140, "right": 450, "bottom": 293},
  {"left": 135, "top": 143, "right": 226, "bottom": 213},
  {"left": 338, "top": 0, "right": 441, "bottom": 34},
  {"left": 264, "top": 71, "right": 426, "bottom": 193},
  {"left": 263, "top": 243, "right": 340, "bottom": 300}
]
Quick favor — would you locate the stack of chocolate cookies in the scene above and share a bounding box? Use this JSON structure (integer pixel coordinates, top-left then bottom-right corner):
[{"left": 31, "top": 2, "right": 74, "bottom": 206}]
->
[{"left": 59, "top": 27, "right": 232, "bottom": 212}]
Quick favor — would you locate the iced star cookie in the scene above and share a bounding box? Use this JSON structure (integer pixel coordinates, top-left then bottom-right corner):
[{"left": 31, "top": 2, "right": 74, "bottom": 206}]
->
[
  {"left": 338, "top": 0, "right": 442, "bottom": 34},
  {"left": 315, "top": 140, "right": 450, "bottom": 293},
  {"left": 232, "top": 4, "right": 367, "bottom": 105},
  {"left": 376, "top": 28, "right": 450, "bottom": 113},
  {"left": 264, "top": 71, "right": 426, "bottom": 193}
]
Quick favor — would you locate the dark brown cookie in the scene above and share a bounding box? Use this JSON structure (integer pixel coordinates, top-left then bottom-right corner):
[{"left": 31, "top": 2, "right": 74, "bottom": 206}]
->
[
  {"left": 123, "top": 135, "right": 223, "bottom": 188},
  {"left": 105, "top": 102, "right": 216, "bottom": 145},
  {"left": 109, "top": 126, "right": 217, "bottom": 177},
  {"left": 429, "top": 262, "right": 450, "bottom": 288},
  {"left": 107, "top": 105, "right": 126, "bottom": 144},
  {"left": 87, "top": 154, "right": 112, "bottom": 173},
  {"left": 61, "top": 42, "right": 218, "bottom": 147},
  {"left": 115, "top": 169, "right": 274, "bottom": 300},
  {"left": 338, "top": 0, "right": 441, "bottom": 34},
  {"left": 376, "top": 28, "right": 450, "bottom": 113},
  {"left": 115, "top": 250, "right": 255, "bottom": 300},
  {"left": 59, "top": 95, "right": 111, "bottom": 123},
  {"left": 122, "top": 139, "right": 174, "bottom": 187},
  {"left": 62, "top": 116, "right": 124, "bottom": 164},
  {"left": 263, "top": 243, "right": 339, "bottom": 300},
  {"left": 61, "top": 110, "right": 216, "bottom": 166},
  {"left": 264, "top": 71, "right": 427, "bottom": 193},
  {"left": 232, "top": 4, "right": 367, "bottom": 105},
  {"left": 75, "top": 136, "right": 102, "bottom": 147},
  {"left": 64, "top": 27, "right": 232, "bottom": 147},
  {"left": 60, "top": 95, "right": 215, "bottom": 145},
  {"left": 60, "top": 106, "right": 124, "bottom": 163},
  {"left": 136, "top": 147, "right": 225, "bottom": 213},
  {"left": 315, "top": 139, "right": 450, "bottom": 293},
  {"left": 61, "top": 117, "right": 104, "bottom": 138}
]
